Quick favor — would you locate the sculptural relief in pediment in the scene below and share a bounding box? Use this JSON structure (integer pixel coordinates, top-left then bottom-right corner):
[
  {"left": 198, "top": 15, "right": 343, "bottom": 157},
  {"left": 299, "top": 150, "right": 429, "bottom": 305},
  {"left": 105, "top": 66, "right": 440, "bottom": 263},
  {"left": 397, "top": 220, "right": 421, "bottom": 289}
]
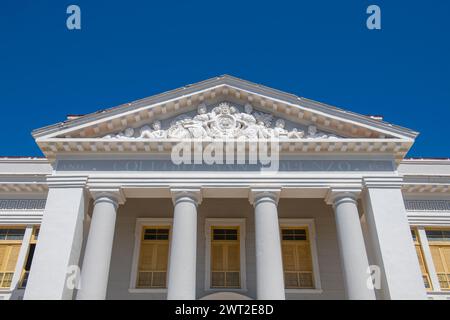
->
[{"left": 102, "top": 102, "right": 340, "bottom": 140}]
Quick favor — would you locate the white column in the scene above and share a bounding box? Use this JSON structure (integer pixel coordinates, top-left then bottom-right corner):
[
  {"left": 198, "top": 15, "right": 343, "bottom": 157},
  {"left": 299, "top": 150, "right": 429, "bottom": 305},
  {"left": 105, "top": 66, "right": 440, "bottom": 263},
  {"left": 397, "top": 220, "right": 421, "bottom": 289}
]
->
[
  {"left": 362, "top": 177, "right": 427, "bottom": 300},
  {"left": 77, "top": 189, "right": 124, "bottom": 300},
  {"left": 326, "top": 189, "right": 376, "bottom": 300},
  {"left": 417, "top": 227, "right": 441, "bottom": 291},
  {"left": 250, "top": 188, "right": 285, "bottom": 300},
  {"left": 167, "top": 188, "right": 201, "bottom": 300},
  {"left": 10, "top": 226, "right": 33, "bottom": 295},
  {"left": 24, "top": 177, "right": 88, "bottom": 300}
]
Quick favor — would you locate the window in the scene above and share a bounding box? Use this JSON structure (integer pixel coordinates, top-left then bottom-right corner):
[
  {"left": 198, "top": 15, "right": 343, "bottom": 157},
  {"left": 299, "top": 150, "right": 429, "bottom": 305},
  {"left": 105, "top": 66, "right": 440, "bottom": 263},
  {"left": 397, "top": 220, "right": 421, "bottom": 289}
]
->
[
  {"left": 411, "top": 229, "right": 431, "bottom": 290},
  {"left": 205, "top": 219, "right": 246, "bottom": 291},
  {"left": 0, "top": 228, "right": 25, "bottom": 288},
  {"left": 281, "top": 227, "right": 314, "bottom": 289},
  {"left": 426, "top": 229, "right": 450, "bottom": 290},
  {"left": 136, "top": 227, "right": 170, "bottom": 288},
  {"left": 210, "top": 227, "right": 240, "bottom": 288}
]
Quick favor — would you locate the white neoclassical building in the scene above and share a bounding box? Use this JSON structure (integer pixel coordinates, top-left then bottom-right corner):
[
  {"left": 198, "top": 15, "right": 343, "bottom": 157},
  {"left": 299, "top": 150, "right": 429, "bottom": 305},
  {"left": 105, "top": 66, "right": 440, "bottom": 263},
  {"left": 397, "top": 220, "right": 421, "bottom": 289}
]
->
[{"left": 0, "top": 75, "right": 449, "bottom": 300}]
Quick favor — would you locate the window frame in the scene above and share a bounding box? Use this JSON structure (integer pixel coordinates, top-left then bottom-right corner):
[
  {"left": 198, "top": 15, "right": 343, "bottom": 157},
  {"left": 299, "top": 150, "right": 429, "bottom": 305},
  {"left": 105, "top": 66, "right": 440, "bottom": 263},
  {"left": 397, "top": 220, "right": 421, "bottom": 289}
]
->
[
  {"left": 409, "top": 223, "right": 450, "bottom": 294},
  {"left": 423, "top": 227, "right": 450, "bottom": 291},
  {"left": 205, "top": 218, "right": 246, "bottom": 292},
  {"left": 411, "top": 228, "right": 432, "bottom": 291},
  {"left": 129, "top": 218, "right": 173, "bottom": 293},
  {"left": 279, "top": 219, "right": 322, "bottom": 294},
  {"left": 0, "top": 225, "right": 34, "bottom": 292}
]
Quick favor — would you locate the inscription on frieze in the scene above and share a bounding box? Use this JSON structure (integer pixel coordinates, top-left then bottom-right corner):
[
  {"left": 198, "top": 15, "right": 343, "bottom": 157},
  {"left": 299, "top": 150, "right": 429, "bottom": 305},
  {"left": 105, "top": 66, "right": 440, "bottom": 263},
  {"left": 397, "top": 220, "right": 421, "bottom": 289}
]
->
[{"left": 56, "top": 159, "right": 394, "bottom": 172}]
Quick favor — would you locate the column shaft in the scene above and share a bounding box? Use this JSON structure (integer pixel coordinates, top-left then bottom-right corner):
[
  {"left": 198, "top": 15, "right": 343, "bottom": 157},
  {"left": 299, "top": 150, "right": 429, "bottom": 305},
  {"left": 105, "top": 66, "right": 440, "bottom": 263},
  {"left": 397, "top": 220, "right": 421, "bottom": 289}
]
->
[
  {"left": 253, "top": 194, "right": 285, "bottom": 300},
  {"left": 77, "top": 196, "right": 118, "bottom": 300},
  {"left": 167, "top": 195, "right": 198, "bottom": 300},
  {"left": 333, "top": 195, "right": 375, "bottom": 300}
]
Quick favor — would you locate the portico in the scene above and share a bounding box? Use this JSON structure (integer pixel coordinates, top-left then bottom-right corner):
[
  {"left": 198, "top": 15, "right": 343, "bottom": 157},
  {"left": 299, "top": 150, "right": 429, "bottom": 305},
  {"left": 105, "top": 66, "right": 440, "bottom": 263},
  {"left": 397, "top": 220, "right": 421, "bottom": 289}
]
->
[
  {"left": 5, "top": 75, "right": 440, "bottom": 300},
  {"left": 22, "top": 172, "right": 426, "bottom": 300}
]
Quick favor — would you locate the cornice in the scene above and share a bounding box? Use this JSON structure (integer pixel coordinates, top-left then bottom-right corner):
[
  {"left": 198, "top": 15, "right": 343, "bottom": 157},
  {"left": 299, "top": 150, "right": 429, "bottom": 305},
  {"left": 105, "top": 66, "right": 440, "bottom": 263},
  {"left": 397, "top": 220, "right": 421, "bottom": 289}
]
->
[
  {"left": 36, "top": 138, "right": 412, "bottom": 163},
  {"left": 0, "top": 175, "right": 48, "bottom": 193}
]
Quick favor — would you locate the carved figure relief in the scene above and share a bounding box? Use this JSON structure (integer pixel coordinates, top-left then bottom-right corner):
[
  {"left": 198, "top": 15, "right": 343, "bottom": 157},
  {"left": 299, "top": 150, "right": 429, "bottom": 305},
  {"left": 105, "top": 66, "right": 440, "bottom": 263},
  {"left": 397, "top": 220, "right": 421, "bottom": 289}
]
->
[{"left": 103, "top": 102, "right": 339, "bottom": 140}]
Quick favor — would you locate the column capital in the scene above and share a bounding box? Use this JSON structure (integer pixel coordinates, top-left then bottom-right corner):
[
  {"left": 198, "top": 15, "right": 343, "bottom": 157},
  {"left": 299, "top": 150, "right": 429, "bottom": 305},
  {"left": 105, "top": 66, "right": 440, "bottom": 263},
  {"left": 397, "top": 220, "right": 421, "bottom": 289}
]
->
[
  {"left": 249, "top": 187, "right": 281, "bottom": 206},
  {"left": 89, "top": 188, "right": 126, "bottom": 206},
  {"left": 325, "top": 187, "right": 361, "bottom": 206},
  {"left": 170, "top": 187, "right": 202, "bottom": 206}
]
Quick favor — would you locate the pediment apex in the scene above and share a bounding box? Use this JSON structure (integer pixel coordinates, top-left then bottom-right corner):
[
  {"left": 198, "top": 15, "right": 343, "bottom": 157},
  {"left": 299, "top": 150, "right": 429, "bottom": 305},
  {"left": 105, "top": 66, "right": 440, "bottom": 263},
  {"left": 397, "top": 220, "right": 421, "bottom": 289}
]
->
[{"left": 33, "top": 75, "right": 418, "bottom": 143}]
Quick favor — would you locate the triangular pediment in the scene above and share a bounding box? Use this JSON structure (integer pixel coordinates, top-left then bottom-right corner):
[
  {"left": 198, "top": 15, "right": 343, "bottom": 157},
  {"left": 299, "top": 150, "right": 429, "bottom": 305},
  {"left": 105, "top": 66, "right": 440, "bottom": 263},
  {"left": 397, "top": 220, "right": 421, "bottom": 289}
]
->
[
  {"left": 33, "top": 75, "right": 418, "bottom": 159},
  {"left": 81, "top": 101, "right": 344, "bottom": 140}
]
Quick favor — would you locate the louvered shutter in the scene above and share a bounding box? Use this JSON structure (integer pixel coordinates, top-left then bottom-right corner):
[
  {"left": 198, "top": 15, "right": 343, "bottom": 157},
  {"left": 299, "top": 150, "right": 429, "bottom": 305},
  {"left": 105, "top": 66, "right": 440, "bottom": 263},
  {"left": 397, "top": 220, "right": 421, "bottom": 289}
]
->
[
  {"left": 137, "top": 228, "right": 170, "bottom": 288},
  {"left": 6, "top": 245, "right": 20, "bottom": 271},
  {"left": 226, "top": 243, "right": 240, "bottom": 287},
  {"left": 281, "top": 228, "right": 314, "bottom": 289},
  {"left": 0, "top": 246, "right": 6, "bottom": 271}
]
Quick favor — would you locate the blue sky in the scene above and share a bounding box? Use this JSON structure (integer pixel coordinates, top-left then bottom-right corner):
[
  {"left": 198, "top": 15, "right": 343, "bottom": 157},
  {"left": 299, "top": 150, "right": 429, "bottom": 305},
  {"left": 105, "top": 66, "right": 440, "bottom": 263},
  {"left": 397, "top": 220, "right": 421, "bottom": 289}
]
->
[{"left": 0, "top": 0, "right": 449, "bottom": 157}]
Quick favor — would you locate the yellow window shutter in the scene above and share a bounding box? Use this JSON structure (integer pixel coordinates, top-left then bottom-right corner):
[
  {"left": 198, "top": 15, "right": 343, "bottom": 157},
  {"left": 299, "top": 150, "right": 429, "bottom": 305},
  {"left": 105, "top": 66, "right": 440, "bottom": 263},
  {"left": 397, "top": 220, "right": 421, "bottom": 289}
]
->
[
  {"left": 282, "top": 243, "right": 296, "bottom": 271},
  {"left": 137, "top": 227, "right": 170, "bottom": 288},
  {"left": 211, "top": 227, "right": 240, "bottom": 288},
  {"left": 227, "top": 243, "right": 240, "bottom": 271},
  {"left": 296, "top": 243, "right": 312, "bottom": 271},
  {"left": 211, "top": 243, "right": 224, "bottom": 271},
  {"left": 139, "top": 243, "right": 155, "bottom": 271},
  {"left": 6, "top": 245, "right": 21, "bottom": 271},
  {"left": 155, "top": 242, "right": 169, "bottom": 270},
  {"left": 431, "top": 246, "right": 445, "bottom": 273},
  {"left": 442, "top": 247, "right": 450, "bottom": 270},
  {"left": 0, "top": 245, "right": 7, "bottom": 271}
]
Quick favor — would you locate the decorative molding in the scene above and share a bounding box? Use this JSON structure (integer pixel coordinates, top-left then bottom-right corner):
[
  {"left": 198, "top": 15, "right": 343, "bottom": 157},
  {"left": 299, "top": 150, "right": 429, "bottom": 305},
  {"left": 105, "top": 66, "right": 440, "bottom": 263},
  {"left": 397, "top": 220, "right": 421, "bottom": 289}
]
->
[
  {"left": 0, "top": 212, "right": 43, "bottom": 225},
  {"left": 0, "top": 182, "right": 47, "bottom": 193},
  {"left": 407, "top": 213, "right": 450, "bottom": 226},
  {"left": 402, "top": 184, "right": 450, "bottom": 194},
  {"left": 0, "top": 199, "right": 46, "bottom": 210},
  {"left": 39, "top": 139, "right": 411, "bottom": 162},
  {"left": 405, "top": 200, "right": 450, "bottom": 212}
]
